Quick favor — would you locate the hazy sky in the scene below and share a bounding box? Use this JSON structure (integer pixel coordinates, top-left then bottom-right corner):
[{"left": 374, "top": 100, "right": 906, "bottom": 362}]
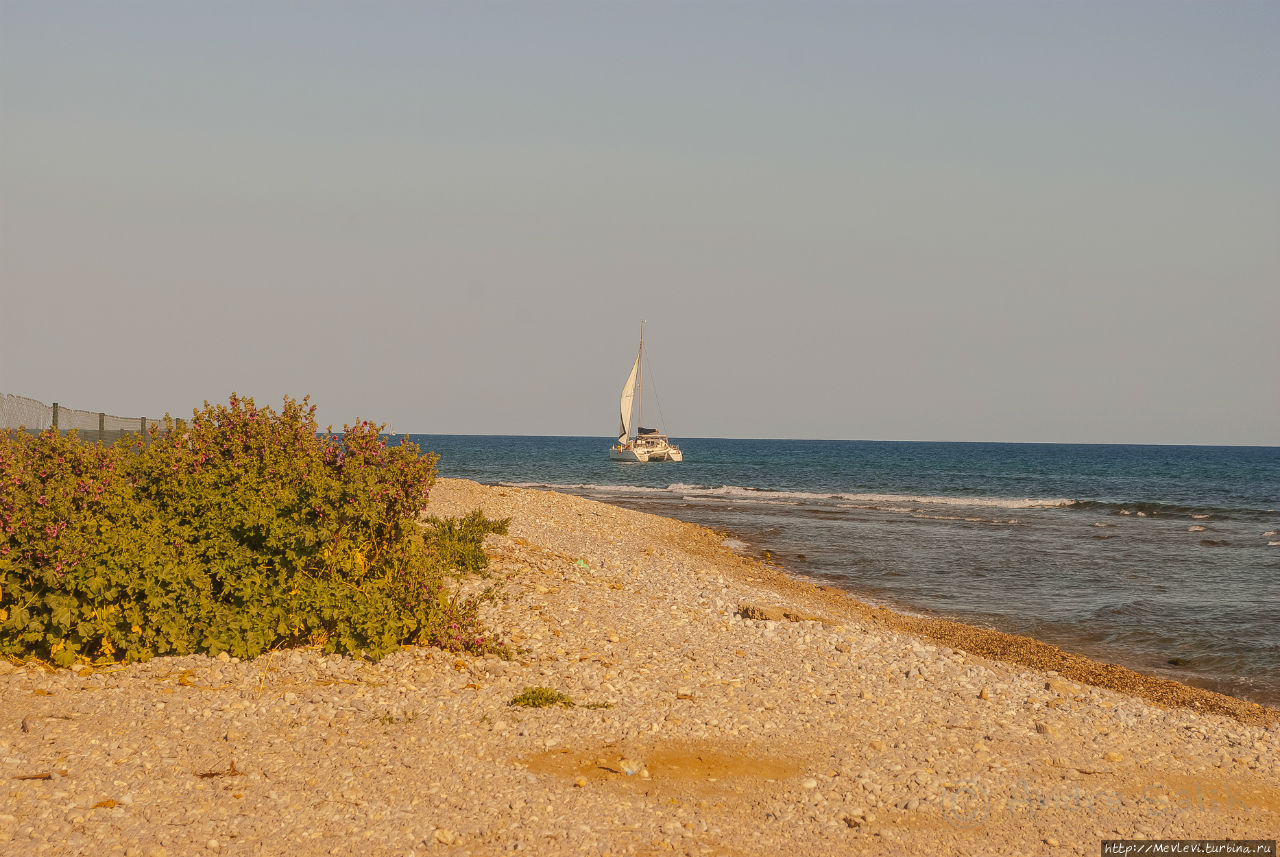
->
[{"left": 3, "top": 3, "right": 1277, "bottom": 444}]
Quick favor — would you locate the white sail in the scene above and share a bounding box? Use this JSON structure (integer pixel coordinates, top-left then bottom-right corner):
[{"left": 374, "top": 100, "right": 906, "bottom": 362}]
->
[
  {"left": 618, "top": 352, "right": 640, "bottom": 444},
  {"left": 610, "top": 322, "right": 680, "bottom": 461}
]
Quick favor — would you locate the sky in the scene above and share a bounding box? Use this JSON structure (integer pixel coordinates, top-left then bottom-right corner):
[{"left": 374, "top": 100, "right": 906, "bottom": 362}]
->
[{"left": 2, "top": 3, "right": 1277, "bottom": 445}]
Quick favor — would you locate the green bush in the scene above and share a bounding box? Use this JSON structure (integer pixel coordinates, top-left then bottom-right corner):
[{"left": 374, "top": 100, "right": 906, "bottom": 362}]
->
[{"left": 0, "top": 394, "right": 507, "bottom": 665}]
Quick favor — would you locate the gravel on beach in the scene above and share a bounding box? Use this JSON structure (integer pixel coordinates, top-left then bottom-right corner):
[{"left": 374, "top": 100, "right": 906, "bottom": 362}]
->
[{"left": 2, "top": 478, "right": 1277, "bottom": 856}]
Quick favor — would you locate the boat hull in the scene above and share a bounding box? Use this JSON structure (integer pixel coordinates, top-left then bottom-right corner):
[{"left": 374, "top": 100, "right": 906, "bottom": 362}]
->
[{"left": 610, "top": 442, "right": 682, "bottom": 462}]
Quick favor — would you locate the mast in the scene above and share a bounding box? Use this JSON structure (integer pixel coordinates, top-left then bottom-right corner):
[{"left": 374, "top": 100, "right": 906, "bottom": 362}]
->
[{"left": 637, "top": 320, "right": 644, "bottom": 432}]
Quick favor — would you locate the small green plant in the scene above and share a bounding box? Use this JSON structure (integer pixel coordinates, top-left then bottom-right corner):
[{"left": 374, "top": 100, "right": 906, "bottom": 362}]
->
[
  {"left": 509, "top": 686, "right": 575, "bottom": 708},
  {"left": 424, "top": 510, "right": 510, "bottom": 576},
  {"left": 373, "top": 710, "right": 419, "bottom": 726},
  {"left": 582, "top": 701, "right": 613, "bottom": 710}
]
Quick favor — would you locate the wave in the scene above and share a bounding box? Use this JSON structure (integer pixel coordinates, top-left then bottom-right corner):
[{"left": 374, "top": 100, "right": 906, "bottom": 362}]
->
[
  {"left": 664, "top": 483, "right": 1074, "bottom": 510},
  {"left": 505, "top": 480, "right": 1072, "bottom": 511},
  {"left": 1065, "top": 500, "right": 1277, "bottom": 521},
  {"left": 502, "top": 480, "right": 1277, "bottom": 522},
  {"left": 907, "top": 512, "right": 1025, "bottom": 525}
]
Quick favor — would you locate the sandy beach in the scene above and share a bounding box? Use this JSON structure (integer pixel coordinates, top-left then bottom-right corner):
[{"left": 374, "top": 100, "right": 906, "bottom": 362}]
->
[{"left": 2, "top": 478, "right": 1277, "bottom": 856}]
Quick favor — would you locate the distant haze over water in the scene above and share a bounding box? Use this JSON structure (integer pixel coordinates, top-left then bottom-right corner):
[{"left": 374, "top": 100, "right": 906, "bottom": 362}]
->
[{"left": 407, "top": 436, "right": 1280, "bottom": 708}]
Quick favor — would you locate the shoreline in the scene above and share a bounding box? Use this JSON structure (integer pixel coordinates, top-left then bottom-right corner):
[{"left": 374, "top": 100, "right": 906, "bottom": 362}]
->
[
  {"left": 2, "top": 477, "right": 1276, "bottom": 854},
  {"left": 711, "top": 542, "right": 1278, "bottom": 726},
  {"left": 753, "top": 566, "right": 1277, "bottom": 728},
  {"left": 547, "top": 483, "right": 1278, "bottom": 719}
]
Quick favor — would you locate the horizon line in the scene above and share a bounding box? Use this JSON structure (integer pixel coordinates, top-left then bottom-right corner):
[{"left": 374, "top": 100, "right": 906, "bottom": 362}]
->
[{"left": 381, "top": 432, "right": 1280, "bottom": 450}]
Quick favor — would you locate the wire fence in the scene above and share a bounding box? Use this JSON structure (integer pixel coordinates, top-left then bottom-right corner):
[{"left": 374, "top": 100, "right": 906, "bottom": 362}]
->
[{"left": 2, "top": 393, "right": 164, "bottom": 444}]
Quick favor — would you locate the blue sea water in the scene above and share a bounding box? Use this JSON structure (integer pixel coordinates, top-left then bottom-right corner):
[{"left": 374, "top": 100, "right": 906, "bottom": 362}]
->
[{"left": 405, "top": 435, "right": 1280, "bottom": 707}]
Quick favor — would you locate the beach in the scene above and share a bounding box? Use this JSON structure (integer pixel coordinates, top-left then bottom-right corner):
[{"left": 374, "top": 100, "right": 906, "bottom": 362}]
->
[{"left": 2, "top": 478, "right": 1276, "bottom": 855}]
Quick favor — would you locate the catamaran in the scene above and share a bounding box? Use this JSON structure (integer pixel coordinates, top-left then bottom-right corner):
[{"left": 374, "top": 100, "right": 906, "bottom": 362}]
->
[{"left": 610, "top": 322, "right": 682, "bottom": 462}]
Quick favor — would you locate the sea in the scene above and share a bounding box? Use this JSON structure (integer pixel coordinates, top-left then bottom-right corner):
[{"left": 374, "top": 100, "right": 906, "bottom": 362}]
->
[{"left": 403, "top": 435, "right": 1280, "bottom": 708}]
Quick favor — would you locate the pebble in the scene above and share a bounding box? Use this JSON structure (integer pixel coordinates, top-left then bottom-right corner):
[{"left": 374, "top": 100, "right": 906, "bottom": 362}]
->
[{"left": 0, "top": 477, "right": 1271, "bottom": 857}]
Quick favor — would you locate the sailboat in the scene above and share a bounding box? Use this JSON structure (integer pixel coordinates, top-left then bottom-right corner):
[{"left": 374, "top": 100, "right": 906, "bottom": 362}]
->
[{"left": 610, "top": 322, "right": 682, "bottom": 462}]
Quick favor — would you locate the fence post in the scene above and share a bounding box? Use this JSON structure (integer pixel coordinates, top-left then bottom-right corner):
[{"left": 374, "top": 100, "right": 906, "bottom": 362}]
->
[
  {"left": 52, "top": 403, "right": 59, "bottom": 432},
  {"left": 140, "top": 416, "right": 147, "bottom": 439},
  {"left": 99, "top": 413, "right": 105, "bottom": 444}
]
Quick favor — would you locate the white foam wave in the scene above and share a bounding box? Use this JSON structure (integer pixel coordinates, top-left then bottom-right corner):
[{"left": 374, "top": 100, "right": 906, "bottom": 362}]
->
[
  {"left": 504, "top": 480, "right": 1072, "bottom": 511},
  {"left": 837, "top": 504, "right": 917, "bottom": 513},
  {"left": 668, "top": 483, "right": 1071, "bottom": 510}
]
